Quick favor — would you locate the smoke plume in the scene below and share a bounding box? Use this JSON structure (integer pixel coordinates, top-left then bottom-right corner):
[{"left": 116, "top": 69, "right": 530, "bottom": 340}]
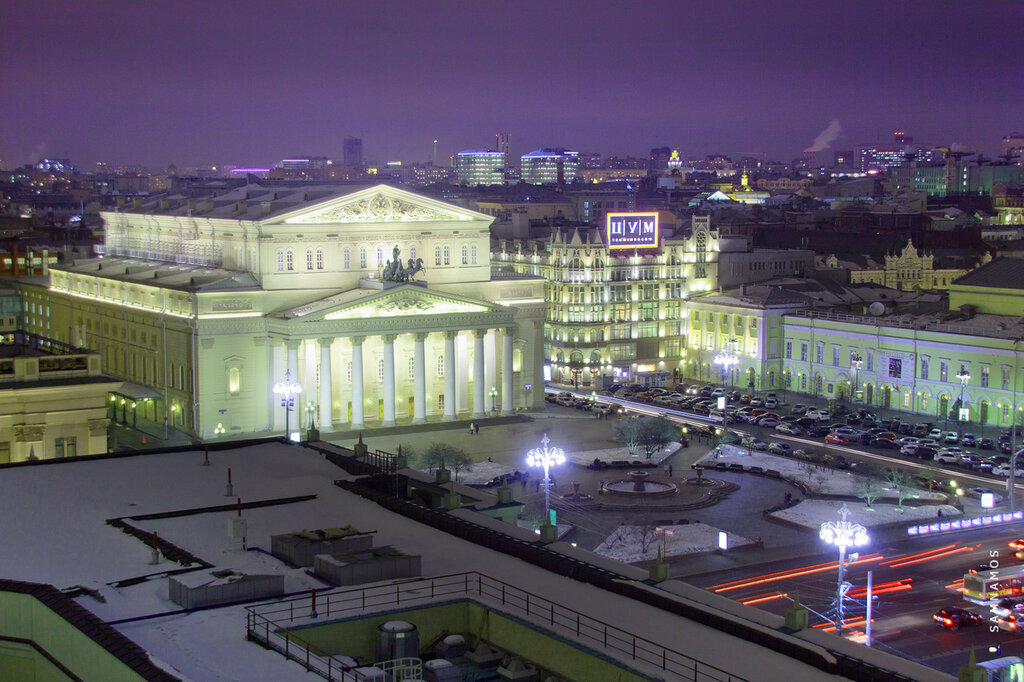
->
[{"left": 805, "top": 119, "right": 842, "bottom": 153}]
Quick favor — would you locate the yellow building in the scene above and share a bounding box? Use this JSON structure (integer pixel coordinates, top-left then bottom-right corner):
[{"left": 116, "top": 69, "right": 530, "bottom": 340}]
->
[
  {"left": 23, "top": 184, "right": 546, "bottom": 440},
  {"left": 841, "top": 239, "right": 975, "bottom": 291},
  {"left": 0, "top": 331, "right": 116, "bottom": 462}
]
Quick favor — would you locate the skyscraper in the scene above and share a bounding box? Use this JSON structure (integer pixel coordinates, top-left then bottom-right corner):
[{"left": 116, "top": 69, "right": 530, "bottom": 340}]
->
[
  {"left": 343, "top": 137, "right": 363, "bottom": 166},
  {"left": 455, "top": 150, "right": 507, "bottom": 186},
  {"left": 520, "top": 148, "right": 579, "bottom": 185},
  {"left": 495, "top": 132, "right": 510, "bottom": 156}
]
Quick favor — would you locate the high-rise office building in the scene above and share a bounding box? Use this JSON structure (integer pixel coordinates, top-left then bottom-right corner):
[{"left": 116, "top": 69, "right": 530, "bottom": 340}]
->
[
  {"left": 343, "top": 137, "right": 363, "bottom": 166},
  {"left": 520, "top": 148, "right": 579, "bottom": 185},
  {"left": 495, "top": 132, "right": 510, "bottom": 156},
  {"left": 455, "top": 149, "right": 507, "bottom": 186}
]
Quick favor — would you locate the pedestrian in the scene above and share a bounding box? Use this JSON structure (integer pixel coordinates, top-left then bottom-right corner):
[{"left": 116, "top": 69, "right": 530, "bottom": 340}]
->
[
  {"left": 535, "top": 479, "right": 540, "bottom": 492},
  {"left": 521, "top": 478, "right": 527, "bottom": 489},
  {"left": 475, "top": 423, "right": 480, "bottom": 434},
  {"left": 937, "top": 508, "right": 943, "bottom": 519},
  {"left": 469, "top": 422, "right": 475, "bottom": 435},
  {"left": 668, "top": 464, "right": 673, "bottom": 477}
]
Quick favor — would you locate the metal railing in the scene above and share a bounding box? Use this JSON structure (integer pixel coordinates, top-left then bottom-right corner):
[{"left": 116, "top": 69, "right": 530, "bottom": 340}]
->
[
  {"left": 789, "top": 309, "right": 1016, "bottom": 340},
  {"left": 245, "top": 572, "right": 746, "bottom": 682}
]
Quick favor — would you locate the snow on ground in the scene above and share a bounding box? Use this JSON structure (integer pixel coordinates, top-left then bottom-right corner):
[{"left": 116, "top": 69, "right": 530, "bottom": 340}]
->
[
  {"left": 417, "top": 459, "right": 516, "bottom": 484},
  {"left": 594, "top": 523, "right": 752, "bottom": 564},
  {"left": 566, "top": 441, "right": 681, "bottom": 467},
  {"left": 770, "top": 499, "right": 962, "bottom": 531},
  {"left": 696, "top": 444, "right": 947, "bottom": 502}
]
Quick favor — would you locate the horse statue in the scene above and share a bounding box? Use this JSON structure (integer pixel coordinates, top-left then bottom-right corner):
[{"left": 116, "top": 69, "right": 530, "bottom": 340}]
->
[
  {"left": 381, "top": 246, "right": 425, "bottom": 282},
  {"left": 400, "top": 257, "right": 425, "bottom": 281}
]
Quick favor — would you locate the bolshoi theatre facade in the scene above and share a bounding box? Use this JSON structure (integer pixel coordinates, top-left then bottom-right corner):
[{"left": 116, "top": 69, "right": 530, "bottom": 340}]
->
[{"left": 27, "top": 184, "right": 546, "bottom": 439}]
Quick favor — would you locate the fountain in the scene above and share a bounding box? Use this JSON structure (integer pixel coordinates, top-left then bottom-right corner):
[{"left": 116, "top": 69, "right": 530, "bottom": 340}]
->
[{"left": 603, "top": 471, "right": 678, "bottom": 497}]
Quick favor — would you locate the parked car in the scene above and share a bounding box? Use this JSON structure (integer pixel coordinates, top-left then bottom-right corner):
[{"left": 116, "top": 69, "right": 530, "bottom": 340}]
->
[
  {"left": 808, "top": 425, "right": 832, "bottom": 437},
  {"left": 791, "top": 404, "right": 807, "bottom": 414},
  {"left": 943, "top": 431, "right": 960, "bottom": 445},
  {"left": 749, "top": 397, "right": 764, "bottom": 407},
  {"left": 959, "top": 455, "right": 992, "bottom": 473},
  {"left": 934, "top": 607, "right": 983, "bottom": 631},
  {"left": 741, "top": 437, "right": 768, "bottom": 451},
  {"left": 979, "top": 438, "right": 995, "bottom": 450},
  {"left": 872, "top": 438, "right": 900, "bottom": 449},
  {"left": 764, "top": 397, "right": 778, "bottom": 409},
  {"left": 776, "top": 423, "right": 802, "bottom": 436},
  {"left": 916, "top": 446, "right": 938, "bottom": 460},
  {"left": 757, "top": 418, "right": 781, "bottom": 428},
  {"left": 962, "top": 433, "right": 977, "bottom": 447},
  {"left": 967, "top": 487, "right": 1002, "bottom": 502},
  {"left": 768, "top": 442, "right": 793, "bottom": 456},
  {"left": 825, "top": 433, "right": 849, "bottom": 446},
  {"left": 993, "top": 462, "right": 1024, "bottom": 477},
  {"left": 934, "top": 451, "right": 961, "bottom": 464},
  {"left": 900, "top": 444, "right": 920, "bottom": 457}
]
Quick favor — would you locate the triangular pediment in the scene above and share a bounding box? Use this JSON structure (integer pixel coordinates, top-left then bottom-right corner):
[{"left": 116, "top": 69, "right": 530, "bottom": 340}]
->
[
  {"left": 292, "top": 285, "right": 505, "bottom": 321},
  {"left": 272, "top": 184, "right": 490, "bottom": 225}
]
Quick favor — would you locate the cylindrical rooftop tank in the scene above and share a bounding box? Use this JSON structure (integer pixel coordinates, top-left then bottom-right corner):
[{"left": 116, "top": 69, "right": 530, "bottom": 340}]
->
[{"left": 376, "top": 620, "right": 419, "bottom": 661}]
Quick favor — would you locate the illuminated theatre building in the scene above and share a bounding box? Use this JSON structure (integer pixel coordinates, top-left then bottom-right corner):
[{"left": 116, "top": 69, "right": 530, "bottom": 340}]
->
[
  {"left": 23, "top": 184, "right": 546, "bottom": 439},
  {"left": 492, "top": 214, "right": 813, "bottom": 388}
]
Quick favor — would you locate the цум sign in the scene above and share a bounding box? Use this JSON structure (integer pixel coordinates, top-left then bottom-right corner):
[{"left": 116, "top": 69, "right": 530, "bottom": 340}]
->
[{"left": 607, "top": 212, "right": 659, "bottom": 249}]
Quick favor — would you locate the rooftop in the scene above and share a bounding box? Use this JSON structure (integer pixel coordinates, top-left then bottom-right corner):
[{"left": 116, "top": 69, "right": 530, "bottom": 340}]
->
[{"left": 952, "top": 257, "right": 1024, "bottom": 290}]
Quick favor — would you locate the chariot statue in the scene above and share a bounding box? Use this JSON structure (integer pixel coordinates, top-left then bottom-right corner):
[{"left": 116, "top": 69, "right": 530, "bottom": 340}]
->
[{"left": 382, "top": 245, "right": 424, "bottom": 282}]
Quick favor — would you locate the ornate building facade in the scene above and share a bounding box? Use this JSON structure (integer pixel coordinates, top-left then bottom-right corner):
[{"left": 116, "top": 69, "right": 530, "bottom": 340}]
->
[{"left": 24, "top": 184, "right": 546, "bottom": 439}]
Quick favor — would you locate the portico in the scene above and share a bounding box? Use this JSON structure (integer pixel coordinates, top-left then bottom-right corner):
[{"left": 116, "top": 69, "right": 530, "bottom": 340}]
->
[{"left": 267, "top": 283, "right": 520, "bottom": 432}]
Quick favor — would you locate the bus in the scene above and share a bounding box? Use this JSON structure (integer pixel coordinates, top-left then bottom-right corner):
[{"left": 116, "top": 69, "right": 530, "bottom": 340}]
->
[{"left": 963, "top": 566, "right": 1024, "bottom": 605}]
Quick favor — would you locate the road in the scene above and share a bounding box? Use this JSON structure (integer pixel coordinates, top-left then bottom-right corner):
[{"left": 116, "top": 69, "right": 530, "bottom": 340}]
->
[{"left": 684, "top": 527, "right": 1024, "bottom": 676}]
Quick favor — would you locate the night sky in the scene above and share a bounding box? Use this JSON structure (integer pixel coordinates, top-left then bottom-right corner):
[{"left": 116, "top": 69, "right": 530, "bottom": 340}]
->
[{"left": 4, "top": 1, "right": 1021, "bottom": 169}]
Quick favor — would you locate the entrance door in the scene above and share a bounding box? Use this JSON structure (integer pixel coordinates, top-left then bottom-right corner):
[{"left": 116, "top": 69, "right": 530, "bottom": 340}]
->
[
  {"left": 377, "top": 399, "right": 384, "bottom": 421},
  {"left": 347, "top": 401, "right": 352, "bottom": 423},
  {"left": 408, "top": 396, "right": 415, "bottom": 418}
]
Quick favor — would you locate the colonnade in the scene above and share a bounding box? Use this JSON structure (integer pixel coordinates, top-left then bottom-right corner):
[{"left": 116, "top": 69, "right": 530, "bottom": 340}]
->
[{"left": 271, "top": 327, "right": 515, "bottom": 432}]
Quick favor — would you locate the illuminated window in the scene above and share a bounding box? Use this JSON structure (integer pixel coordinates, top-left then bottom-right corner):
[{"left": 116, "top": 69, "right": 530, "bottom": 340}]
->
[
  {"left": 346, "top": 361, "right": 352, "bottom": 384},
  {"left": 462, "top": 246, "right": 468, "bottom": 264},
  {"left": 435, "top": 247, "right": 441, "bottom": 265},
  {"left": 471, "top": 245, "right": 477, "bottom": 264},
  {"left": 344, "top": 249, "right": 351, "bottom": 269},
  {"left": 286, "top": 250, "right": 294, "bottom": 271},
  {"left": 378, "top": 359, "right": 385, "bottom": 382},
  {"left": 228, "top": 367, "right": 240, "bottom": 394},
  {"left": 410, "top": 246, "right": 417, "bottom": 261},
  {"left": 316, "top": 249, "right": 323, "bottom": 270},
  {"left": 443, "top": 246, "right": 450, "bottom": 265},
  {"left": 306, "top": 249, "right": 314, "bottom": 270},
  {"left": 276, "top": 249, "right": 284, "bottom": 271},
  {"left": 408, "top": 356, "right": 415, "bottom": 379},
  {"left": 437, "top": 354, "right": 445, "bottom": 377},
  {"left": 377, "top": 247, "right": 384, "bottom": 267}
]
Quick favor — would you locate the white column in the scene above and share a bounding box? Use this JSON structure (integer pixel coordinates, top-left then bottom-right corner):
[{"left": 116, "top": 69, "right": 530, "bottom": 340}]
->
[
  {"left": 351, "top": 337, "right": 365, "bottom": 429},
  {"left": 502, "top": 327, "right": 515, "bottom": 416},
  {"left": 473, "top": 329, "right": 486, "bottom": 419},
  {"left": 444, "top": 331, "right": 457, "bottom": 421},
  {"left": 414, "top": 332, "right": 427, "bottom": 424},
  {"left": 286, "top": 341, "right": 300, "bottom": 387},
  {"left": 319, "top": 338, "right": 333, "bottom": 430},
  {"left": 382, "top": 334, "right": 396, "bottom": 427},
  {"left": 271, "top": 342, "right": 285, "bottom": 431}
]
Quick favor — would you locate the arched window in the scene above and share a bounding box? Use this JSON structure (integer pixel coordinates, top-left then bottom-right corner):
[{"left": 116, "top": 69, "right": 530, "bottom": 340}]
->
[
  {"left": 435, "top": 247, "right": 442, "bottom": 266},
  {"left": 376, "top": 247, "right": 384, "bottom": 267},
  {"left": 437, "top": 354, "right": 445, "bottom": 377},
  {"left": 443, "top": 246, "right": 450, "bottom": 265},
  {"left": 286, "top": 250, "right": 294, "bottom": 271},
  {"left": 306, "top": 249, "right": 314, "bottom": 270},
  {"left": 568, "top": 257, "right": 585, "bottom": 282},
  {"left": 408, "top": 356, "right": 415, "bottom": 379},
  {"left": 228, "top": 367, "right": 240, "bottom": 394},
  {"left": 276, "top": 249, "right": 284, "bottom": 271},
  {"left": 346, "top": 361, "right": 352, "bottom": 384},
  {"left": 471, "top": 245, "right": 477, "bottom": 264},
  {"left": 462, "top": 246, "right": 468, "bottom": 264},
  {"left": 359, "top": 248, "right": 367, "bottom": 268},
  {"left": 410, "top": 246, "right": 417, "bottom": 261},
  {"left": 343, "top": 248, "right": 351, "bottom": 269},
  {"left": 378, "top": 359, "right": 385, "bottom": 382},
  {"left": 316, "top": 249, "right": 324, "bottom": 270}
]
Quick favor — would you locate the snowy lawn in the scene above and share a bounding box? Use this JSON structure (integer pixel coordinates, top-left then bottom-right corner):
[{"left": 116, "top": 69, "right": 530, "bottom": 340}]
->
[
  {"left": 696, "top": 445, "right": 946, "bottom": 502},
  {"left": 417, "top": 459, "right": 517, "bottom": 484},
  {"left": 567, "top": 441, "right": 682, "bottom": 467},
  {"left": 595, "top": 523, "right": 752, "bottom": 564},
  {"left": 771, "top": 499, "right": 962, "bottom": 531}
]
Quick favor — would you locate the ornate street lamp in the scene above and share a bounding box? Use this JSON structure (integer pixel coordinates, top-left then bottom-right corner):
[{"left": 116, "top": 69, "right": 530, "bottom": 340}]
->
[
  {"left": 956, "top": 367, "right": 971, "bottom": 440},
  {"left": 489, "top": 387, "right": 498, "bottom": 414},
  {"left": 714, "top": 340, "right": 739, "bottom": 391},
  {"left": 273, "top": 370, "right": 302, "bottom": 442},
  {"left": 851, "top": 353, "right": 863, "bottom": 404},
  {"left": 526, "top": 434, "right": 566, "bottom": 522},
  {"left": 819, "top": 503, "right": 868, "bottom": 636}
]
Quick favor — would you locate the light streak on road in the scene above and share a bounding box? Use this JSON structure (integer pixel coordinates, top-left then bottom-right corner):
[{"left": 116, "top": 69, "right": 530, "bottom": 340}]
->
[
  {"left": 713, "top": 554, "right": 884, "bottom": 592},
  {"left": 886, "top": 545, "right": 974, "bottom": 568},
  {"left": 879, "top": 544, "right": 959, "bottom": 566}
]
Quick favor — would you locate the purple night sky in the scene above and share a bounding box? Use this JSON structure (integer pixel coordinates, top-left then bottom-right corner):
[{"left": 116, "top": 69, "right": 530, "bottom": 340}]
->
[{"left": 3, "top": 0, "right": 1021, "bottom": 169}]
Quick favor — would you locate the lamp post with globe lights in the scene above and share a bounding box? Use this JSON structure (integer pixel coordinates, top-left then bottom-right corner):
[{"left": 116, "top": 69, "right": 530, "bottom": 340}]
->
[
  {"left": 851, "top": 353, "right": 863, "bottom": 404},
  {"left": 819, "top": 504, "right": 868, "bottom": 636},
  {"left": 713, "top": 340, "right": 739, "bottom": 392},
  {"left": 273, "top": 370, "right": 302, "bottom": 442},
  {"left": 526, "top": 434, "right": 565, "bottom": 526},
  {"left": 956, "top": 367, "right": 971, "bottom": 441}
]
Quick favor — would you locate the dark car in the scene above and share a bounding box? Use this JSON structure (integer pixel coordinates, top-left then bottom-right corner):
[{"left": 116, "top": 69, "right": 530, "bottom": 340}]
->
[
  {"left": 796, "top": 417, "right": 817, "bottom": 429},
  {"left": 809, "top": 425, "right": 832, "bottom": 437},
  {"left": 962, "top": 433, "right": 977, "bottom": 447},
  {"left": 871, "top": 438, "right": 899, "bottom": 449},
  {"left": 979, "top": 438, "right": 995, "bottom": 450},
  {"left": 846, "top": 413, "right": 862, "bottom": 425},
  {"left": 933, "top": 607, "right": 983, "bottom": 630},
  {"left": 916, "top": 446, "right": 938, "bottom": 460}
]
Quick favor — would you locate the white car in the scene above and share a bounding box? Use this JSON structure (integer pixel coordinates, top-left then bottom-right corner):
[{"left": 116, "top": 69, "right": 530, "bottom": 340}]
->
[
  {"left": 764, "top": 397, "right": 778, "bottom": 409},
  {"left": 934, "top": 451, "right": 961, "bottom": 464},
  {"left": 944, "top": 431, "right": 960, "bottom": 445},
  {"left": 791, "top": 404, "right": 807, "bottom": 414},
  {"left": 776, "top": 423, "right": 802, "bottom": 436},
  {"left": 929, "top": 428, "right": 943, "bottom": 439},
  {"left": 993, "top": 463, "right": 1024, "bottom": 478}
]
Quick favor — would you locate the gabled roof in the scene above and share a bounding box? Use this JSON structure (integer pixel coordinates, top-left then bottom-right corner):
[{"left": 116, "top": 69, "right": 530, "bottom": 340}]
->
[
  {"left": 270, "top": 184, "right": 492, "bottom": 225},
  {"left": 276, "top": 283, "right": 507, "bottom": 321},
  {"left": 952, "top": 257, "right": 1024, "bottom": 290}
]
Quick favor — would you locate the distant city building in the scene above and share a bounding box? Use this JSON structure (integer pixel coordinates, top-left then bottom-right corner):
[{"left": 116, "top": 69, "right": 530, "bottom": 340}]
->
[
  {"left": 829, "top": 239, "right": 976, "bottom": 290},
  {"left": 343, "top": 137, "right": 363, "bottom": 166},
  {"left": 648, "top": 147, "right": 671, "bottom": 176},
  {"left": 455, "top": 150, "right": 507, "bottom": 186},
  {"left": 495, "top": 132, "right": 510, "bottom": 156},
  {"left": 271, "top": 157, "right": 332, "bottom": 180},
  {"left": 993, "top": 183, "right": 1024, "bottom": 225},
  {"left": 520, "top": 148, "right": 579, "bottom": 185},
  {"left": 34, "top": 158, "right": 74, "bottom": 174}
]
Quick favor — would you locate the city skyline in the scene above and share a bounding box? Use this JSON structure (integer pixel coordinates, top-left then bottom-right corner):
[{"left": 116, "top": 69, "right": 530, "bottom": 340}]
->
[{"left": 3, "top": 1, "right": 1022, "bottom": 168}]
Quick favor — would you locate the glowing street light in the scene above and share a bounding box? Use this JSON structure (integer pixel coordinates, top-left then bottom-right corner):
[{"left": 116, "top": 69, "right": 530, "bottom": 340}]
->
[
  {"left": 526, "top": 434, "right": 566, "bottom": 521},
  {"left": 273, "top": 370, "right": 302, "bottom": 442},
  {"left": 851, "top": 353, "right": 863, "bottom": 403},
  {"left": 819, "top": 503, "right": 868, "bottom": 636},
  {"left": 713, "top": 342, "right": 739, "bottom": 391},
  {"left": 956, "top": 367, "right": 971, "bottom": 440}
]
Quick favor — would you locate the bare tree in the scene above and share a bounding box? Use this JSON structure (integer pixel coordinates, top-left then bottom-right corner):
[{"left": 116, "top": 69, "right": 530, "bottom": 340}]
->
[
  {"left": 418, "top": 442, "right": 472, "bottom": 481},
  {"left": 613, "top": 417, "right": 644, "bottom": 457},
  {"left": 856, "top": 476, "right": 882, "bottom": 509},
  {"left": 810, "top": 466, "right": 829, "bottom": 493},
  {"left": 640, "top": 417, "right": 678, "bottom": 459},
  {"left": 885, "top": 467, "right": 911, "bottom": 508},
  {"left": 636, "top": 516, "right": 660, "bottom": 554}
]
